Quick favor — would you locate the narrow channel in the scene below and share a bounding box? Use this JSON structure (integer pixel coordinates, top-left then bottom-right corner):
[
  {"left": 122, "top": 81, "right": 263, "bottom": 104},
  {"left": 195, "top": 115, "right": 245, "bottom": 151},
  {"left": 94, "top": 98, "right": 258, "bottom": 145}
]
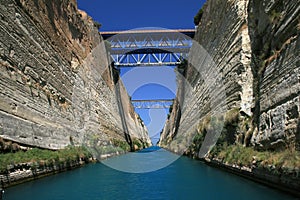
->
[{"left": 4, "top": 147, "right": 296, "bottom": 200}]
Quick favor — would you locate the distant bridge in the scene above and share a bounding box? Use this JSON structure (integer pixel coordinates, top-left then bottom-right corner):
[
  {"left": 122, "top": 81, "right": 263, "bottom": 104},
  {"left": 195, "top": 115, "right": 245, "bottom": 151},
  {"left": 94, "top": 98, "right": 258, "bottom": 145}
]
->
[
  {"left": 101, "top": 29, "right": 195, "bottom": 67},
  {"left": 131, "top": 99, "right": 174, "bottom": 109}
]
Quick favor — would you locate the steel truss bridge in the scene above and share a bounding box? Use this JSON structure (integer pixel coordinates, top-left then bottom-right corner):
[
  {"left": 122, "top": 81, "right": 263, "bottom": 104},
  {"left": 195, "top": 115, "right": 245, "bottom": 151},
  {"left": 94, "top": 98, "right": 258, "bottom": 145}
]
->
[
  {"left": 101, "top": 29, "right": 194, "bottom": 109},
  {"left": 101, "top": 29, "right": 195, "bottom": 67},
  {"left": 131, "top": 99, "right": 174, "bottom": 109}
]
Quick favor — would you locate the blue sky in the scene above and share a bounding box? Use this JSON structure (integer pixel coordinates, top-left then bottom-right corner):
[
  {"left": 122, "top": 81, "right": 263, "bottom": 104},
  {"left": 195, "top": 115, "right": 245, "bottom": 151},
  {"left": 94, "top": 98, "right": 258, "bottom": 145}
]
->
[
  {"left": 77, "top": 0, "right": 205, "bottom": 31},
  {"left": 77, "top": 0, "right": 206, "bottom": 144},
  {"left": 120, "top": 67, "right": 177, "bottom": 142}
]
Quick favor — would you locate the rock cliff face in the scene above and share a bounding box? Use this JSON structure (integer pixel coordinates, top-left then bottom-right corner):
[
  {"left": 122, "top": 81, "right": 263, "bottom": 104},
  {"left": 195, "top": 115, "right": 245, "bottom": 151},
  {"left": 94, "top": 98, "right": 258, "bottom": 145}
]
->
[
  {"left": 159, "top": 0, "right": 254, "bottom": 153},
  {"left": 248, "top": 0, "right": 300, "bottom": 150},
  {"left": 0, "top": 0, "right": 151, "bottom": 153},
  {"left": 159, "top": 0, "right": 299, "bottom": 193},
  {"left": 159, "top": 0, "right": 299, "bottom": 159}
]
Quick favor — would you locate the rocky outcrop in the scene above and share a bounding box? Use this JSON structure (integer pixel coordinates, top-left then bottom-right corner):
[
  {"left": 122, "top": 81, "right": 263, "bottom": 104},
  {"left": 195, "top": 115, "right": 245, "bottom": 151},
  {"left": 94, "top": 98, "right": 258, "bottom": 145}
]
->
[
  {"left": 159, "top": 0, "right": 254, "bottom": 153},
  {"left": 0, "top": 0, "right": 151, "bottom": 153},
  {"left": 160, "top": 0, "right": 299, "bottom": 155},
  {"left": 248, "top": 0, "right": 300, "bottom": 150}
]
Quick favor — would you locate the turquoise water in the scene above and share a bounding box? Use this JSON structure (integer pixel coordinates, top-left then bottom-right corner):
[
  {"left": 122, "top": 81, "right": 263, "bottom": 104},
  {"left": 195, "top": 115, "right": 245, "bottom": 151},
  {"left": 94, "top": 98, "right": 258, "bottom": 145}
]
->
[{"left": 4, "top": 147, "right": 297, "bottom": 200}]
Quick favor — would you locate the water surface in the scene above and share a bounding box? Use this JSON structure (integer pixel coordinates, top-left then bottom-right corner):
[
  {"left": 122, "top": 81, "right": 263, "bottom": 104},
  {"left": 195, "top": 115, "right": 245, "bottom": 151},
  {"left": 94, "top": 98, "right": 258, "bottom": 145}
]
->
[{"left": 4, "top": 147, "right": 296, "bottom": 200}]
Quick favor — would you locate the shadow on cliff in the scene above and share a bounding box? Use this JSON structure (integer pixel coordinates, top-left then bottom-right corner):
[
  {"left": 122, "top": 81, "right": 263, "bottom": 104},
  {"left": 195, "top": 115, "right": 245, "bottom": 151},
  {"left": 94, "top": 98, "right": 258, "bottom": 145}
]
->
[{"left": 112, "top": 66, "right": 134, "bottom": 152}]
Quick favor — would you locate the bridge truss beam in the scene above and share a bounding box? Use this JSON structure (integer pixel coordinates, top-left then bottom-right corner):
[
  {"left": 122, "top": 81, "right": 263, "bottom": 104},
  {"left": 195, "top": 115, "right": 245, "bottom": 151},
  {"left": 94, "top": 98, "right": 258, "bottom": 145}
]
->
[
  {"left": 101, "top": 29, "right": 195, "bottom": 67},
  {"left": 111, "top": 52, "right": 186, "bottom": 67},
  {"left": 131, "top": 99, "right": 174, "bottom": 109}
]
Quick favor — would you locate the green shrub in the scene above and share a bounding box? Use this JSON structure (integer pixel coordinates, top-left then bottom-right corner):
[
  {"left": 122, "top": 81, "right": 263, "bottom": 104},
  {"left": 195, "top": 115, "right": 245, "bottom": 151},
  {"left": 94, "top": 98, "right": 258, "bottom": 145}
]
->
[
  {"left": 93, "top": 21, "right": 102, "bottom": 29},
  {"left": 112, "top": 139, "right": 130, "bottom": 152},
  {"left": 132, "top": 138, "right": 143, "bottom": 149},
  {"left": 194, "top": 8, "right": 204, "bottom": 25},
  {"left": 213, "top": 144, "right": 300, "bottom": 170},
  {"left": 0, "top": 146, "right": 92, "bottom": 173}
]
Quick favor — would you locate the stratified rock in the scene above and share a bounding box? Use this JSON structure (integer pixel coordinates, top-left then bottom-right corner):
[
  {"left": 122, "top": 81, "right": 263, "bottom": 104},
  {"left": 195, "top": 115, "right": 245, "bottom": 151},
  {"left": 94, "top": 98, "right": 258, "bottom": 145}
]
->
[
  {"left": 159, "top": 0, "right": 253, "bottom": 154},
  {"left": 248, "top": 0, "right": 300, "bottom": 150},
  {"left": 159, "top": 0, "right": 299, "bottom": 153},
  {"left": 0, "top": 0, "right": 151, "bottom": 151}
]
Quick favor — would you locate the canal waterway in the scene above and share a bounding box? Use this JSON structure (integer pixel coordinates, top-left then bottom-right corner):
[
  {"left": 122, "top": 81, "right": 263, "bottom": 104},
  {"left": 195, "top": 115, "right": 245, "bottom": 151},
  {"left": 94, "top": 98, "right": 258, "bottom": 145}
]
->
[{"left": 4, "top": 147, "right": 296, "bottom": 200}]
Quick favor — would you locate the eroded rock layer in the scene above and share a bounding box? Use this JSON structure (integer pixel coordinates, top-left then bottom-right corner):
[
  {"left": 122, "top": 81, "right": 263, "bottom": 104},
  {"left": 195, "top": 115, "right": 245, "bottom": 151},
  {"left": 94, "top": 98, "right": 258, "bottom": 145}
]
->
[
  {"left": 159, "top": 0, "right": 299, "bottom": 157},
  {"left": 249, "top": 0, "right": 300, "bottom": 150},
  {"left": 0, "top": 0, "right": 151, "bottom": 152},
  {"left": 159, "top": 0, "right": 254, "bottom": 152}
]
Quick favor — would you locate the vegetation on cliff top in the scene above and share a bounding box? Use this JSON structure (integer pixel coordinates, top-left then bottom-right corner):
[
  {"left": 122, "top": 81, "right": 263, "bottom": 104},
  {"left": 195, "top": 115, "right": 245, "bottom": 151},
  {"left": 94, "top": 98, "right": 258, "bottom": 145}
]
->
[{"left": 194, "top": 8, "right": 203, "bottom": 25}]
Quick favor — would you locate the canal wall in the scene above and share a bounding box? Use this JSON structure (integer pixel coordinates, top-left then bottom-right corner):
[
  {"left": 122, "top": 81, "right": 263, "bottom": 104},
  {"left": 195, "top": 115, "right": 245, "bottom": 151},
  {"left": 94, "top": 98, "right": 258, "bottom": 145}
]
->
[
  {"left": 159, "top": 0, "right": 254, "bottom": 152},
  {"left": 0, "top": 0, "right": 151, "bottom": 153},
  {"left": 159, "top": 0, "right": 299, "bottom": 194},
  {"left": 0, "top": 157, "right": 94, "bottom": 188},
  {"left": 204, "top": 157, "right": 300, "bottom": 197}
]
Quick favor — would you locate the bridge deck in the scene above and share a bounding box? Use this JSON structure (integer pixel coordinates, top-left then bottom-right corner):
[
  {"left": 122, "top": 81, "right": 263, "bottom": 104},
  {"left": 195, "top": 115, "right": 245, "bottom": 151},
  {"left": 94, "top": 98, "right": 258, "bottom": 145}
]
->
[{"left": 101, "top": 29, "right": 195, "bottom": 39}]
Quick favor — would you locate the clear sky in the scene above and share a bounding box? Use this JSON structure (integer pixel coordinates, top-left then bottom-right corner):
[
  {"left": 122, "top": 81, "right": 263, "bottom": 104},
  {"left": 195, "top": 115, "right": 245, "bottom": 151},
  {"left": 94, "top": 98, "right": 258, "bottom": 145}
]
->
[
  {"left": 77, "top": 0, "right": 206, "bottom": 144},
  {"left": 77, "top": 0, "right": 205, "bottom": 31},
  {"left": 120, "top": 67, "right": 177, "bottom": 143}
]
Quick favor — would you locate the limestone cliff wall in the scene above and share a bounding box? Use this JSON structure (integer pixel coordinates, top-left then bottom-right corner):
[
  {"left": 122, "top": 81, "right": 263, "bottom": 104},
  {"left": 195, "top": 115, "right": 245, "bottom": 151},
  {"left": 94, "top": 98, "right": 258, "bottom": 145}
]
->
[
  {"left": 159, "top": 0, "right": 253, "bottom": 153},
  {"left": 248, "top": 0, "right": 300, "bottom": 150},
  {"left": 159, "top": 0, "right": 299, "bottom": 155},
  {"left": 0, "top": 0, "right": 151, "bottom": 151}
]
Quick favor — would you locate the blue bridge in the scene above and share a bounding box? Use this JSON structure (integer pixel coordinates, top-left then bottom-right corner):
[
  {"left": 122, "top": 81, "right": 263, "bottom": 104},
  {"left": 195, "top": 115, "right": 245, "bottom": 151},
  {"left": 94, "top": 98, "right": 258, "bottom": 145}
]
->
[
  {"left": 101, "top": 29, "right": 194, "bottom": 109},
  {"left": 101, "top": 29, "right": 195, "bottom": 67},
  {"left": 131, "top": 99, "right": 174, "bottom": 109}
]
